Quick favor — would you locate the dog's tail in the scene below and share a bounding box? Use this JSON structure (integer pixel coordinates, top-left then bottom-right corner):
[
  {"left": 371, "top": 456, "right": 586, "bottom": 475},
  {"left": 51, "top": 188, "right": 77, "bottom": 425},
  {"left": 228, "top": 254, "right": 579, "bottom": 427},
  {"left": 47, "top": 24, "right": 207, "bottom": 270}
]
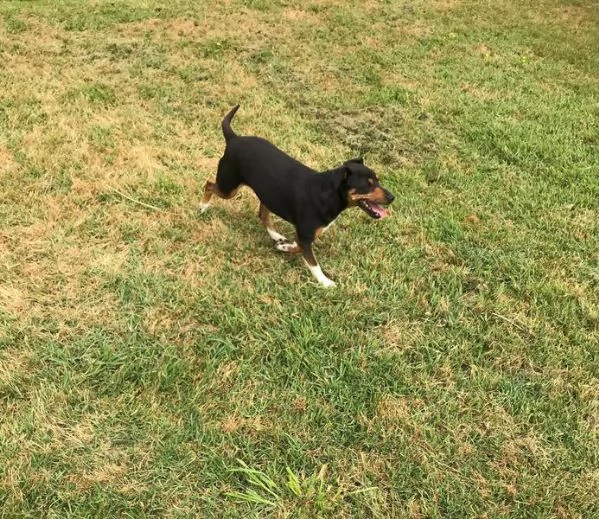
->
[{"left": 222, "top": 104, "right": 240, "bottom": 143}]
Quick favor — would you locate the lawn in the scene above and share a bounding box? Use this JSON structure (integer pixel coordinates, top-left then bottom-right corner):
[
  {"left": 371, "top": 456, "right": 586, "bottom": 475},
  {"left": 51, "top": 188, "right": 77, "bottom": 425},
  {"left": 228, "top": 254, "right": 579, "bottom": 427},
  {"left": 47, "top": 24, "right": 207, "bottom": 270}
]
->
[{"left": 0, "top": 0, "right": 597, "bottom": 517}]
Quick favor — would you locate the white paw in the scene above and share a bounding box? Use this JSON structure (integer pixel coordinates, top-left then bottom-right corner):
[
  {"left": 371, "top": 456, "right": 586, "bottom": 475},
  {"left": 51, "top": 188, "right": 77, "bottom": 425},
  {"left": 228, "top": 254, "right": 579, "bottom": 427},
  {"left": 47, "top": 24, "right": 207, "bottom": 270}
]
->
[
  {"left": 307, "top": 263, "right": 336, "bottom": 287},
  {"left": 267, "top": 228, "right": 287, "bottom": 242},
  {"left": 320, "top": 277, "right": 336, "bottom": 288},
  {"left": 275, "top": 241, "right": 297, "bottom": 252},
  {"left": 198, "top": 202, "right": 210, "bottom": 213}
]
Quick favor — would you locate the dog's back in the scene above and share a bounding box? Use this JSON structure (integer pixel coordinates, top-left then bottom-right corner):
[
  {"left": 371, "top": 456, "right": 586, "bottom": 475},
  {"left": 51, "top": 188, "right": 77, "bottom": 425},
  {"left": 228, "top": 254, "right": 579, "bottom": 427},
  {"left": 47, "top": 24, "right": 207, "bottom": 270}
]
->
[{"left": 220, "top": 114, "right": 317, "bottom": 222}]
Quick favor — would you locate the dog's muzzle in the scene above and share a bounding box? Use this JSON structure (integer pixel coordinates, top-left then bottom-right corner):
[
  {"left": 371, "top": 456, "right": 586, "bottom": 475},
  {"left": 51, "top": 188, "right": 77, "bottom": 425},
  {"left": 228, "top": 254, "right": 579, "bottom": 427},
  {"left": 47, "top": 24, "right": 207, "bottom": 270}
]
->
[{"left": 357, "top": 189, "right": 394, "bottom": 219}]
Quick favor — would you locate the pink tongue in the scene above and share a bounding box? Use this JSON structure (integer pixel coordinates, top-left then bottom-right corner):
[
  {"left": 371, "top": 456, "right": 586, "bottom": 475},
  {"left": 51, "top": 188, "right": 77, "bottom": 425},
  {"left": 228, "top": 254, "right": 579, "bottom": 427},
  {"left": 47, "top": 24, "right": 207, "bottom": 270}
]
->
[{"left": 373, "top": 204, "right": 389, "bottom": 218}]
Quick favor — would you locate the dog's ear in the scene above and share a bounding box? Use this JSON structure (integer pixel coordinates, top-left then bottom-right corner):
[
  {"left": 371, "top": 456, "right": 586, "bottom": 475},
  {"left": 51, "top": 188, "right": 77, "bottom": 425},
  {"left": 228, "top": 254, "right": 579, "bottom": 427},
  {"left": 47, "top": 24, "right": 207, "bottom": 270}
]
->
[
  {"left": 343, "top": 157, "right": 364, "bottom": 180},
  {"left": 339, "top": 158, "right": 363, "bottom": 183},
  {"left": 336, "top": 164, "right": 352, "bottom": 184},
  {"left": 343, "top": 159, "right": 363, "bottom": 178},
  {"left": 342, "top": 164, "right": 354, "bottom": 181}
]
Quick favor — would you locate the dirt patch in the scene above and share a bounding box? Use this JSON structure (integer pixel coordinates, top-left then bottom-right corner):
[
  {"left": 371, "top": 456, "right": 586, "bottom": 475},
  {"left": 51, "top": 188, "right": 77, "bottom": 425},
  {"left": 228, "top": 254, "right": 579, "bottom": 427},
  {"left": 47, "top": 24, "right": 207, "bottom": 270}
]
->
[
  {"left": 303, "top": 105, "right": 411, "bottom": 166},
  {"left": 0, "top": 147, "right": 16, "bottom": 170},
  {"left": 0, "top": 286, "right": 30, "bottom": 317},
  {"left": 548, "top": 4, "right": 597, "bottom": 27},
  {"left": 433, "top": 0, "right": 462, "bottom": 12},
  {"left": 67, "top": 463, "right": 128, "bottom": 490},
  {"left": 376, "top": 395, "right": 412, "bottom": 423},
  {"left": 220, "top": 414, "right": 266, "bottom": 434},
  {"left": 380, "top": 319, "right": 425, "bottom": 352},
  {"left": 283, "top": 8, "right": 319, "bottom": 24}
]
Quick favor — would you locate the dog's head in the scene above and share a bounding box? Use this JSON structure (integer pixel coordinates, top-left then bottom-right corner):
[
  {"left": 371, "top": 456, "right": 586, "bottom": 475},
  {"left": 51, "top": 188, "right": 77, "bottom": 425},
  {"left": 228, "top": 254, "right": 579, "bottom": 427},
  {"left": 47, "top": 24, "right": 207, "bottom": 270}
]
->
[{"left": 341, "top": 158, "right": 394, "bottom": 219}]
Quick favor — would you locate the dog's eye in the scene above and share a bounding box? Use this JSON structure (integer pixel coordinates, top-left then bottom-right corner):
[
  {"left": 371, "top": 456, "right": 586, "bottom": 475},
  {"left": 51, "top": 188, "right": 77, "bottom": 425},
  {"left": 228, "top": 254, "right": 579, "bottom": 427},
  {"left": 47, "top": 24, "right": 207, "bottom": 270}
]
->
[{"left": 367, "top": 178, "right": 374, "bottom": 186}]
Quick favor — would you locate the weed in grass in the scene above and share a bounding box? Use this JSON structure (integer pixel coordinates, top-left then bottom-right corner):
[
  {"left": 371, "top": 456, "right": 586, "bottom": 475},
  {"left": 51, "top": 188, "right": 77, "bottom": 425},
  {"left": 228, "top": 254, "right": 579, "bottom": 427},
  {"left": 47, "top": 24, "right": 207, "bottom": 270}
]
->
[{"left": 228, "top": 459, "right": 375, "bottom": 515}]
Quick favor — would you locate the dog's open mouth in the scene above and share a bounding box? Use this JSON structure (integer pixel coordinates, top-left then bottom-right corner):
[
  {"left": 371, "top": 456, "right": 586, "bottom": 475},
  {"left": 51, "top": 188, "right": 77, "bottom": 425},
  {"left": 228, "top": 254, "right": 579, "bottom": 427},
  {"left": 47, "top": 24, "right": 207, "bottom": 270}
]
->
[{"left": 358, "top": 200, "right": 389, "bottom": 219}]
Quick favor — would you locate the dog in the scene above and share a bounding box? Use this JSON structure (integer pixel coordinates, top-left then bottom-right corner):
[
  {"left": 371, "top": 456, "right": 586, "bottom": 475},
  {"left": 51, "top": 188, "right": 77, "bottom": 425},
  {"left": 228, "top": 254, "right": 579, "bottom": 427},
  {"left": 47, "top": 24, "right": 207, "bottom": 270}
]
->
[{"left": 199, "top": 105, "right": 395, "bottom": 287}]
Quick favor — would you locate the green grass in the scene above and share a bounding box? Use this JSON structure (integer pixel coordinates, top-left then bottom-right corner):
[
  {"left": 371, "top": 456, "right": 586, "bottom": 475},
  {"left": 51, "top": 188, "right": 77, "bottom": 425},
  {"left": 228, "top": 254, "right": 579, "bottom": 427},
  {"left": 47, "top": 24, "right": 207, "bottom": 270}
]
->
[{"left": 0, "top": 0, "right": 598, "bottom": 517}]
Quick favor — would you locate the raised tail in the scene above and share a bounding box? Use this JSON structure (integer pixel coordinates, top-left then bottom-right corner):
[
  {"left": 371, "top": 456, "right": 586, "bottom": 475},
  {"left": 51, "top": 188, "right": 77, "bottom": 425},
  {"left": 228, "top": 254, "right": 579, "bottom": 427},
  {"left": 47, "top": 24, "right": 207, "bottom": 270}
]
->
[{"left": 222, "top": 104, "right": 240, "bottom": 143}]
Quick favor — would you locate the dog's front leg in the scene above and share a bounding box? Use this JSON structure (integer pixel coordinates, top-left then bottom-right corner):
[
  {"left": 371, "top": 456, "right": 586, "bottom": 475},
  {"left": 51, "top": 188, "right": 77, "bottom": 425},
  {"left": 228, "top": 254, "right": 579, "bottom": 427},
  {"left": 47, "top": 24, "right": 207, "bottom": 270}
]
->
[{"left": 298, "top": 237, "right": 335, "bottom": 288}]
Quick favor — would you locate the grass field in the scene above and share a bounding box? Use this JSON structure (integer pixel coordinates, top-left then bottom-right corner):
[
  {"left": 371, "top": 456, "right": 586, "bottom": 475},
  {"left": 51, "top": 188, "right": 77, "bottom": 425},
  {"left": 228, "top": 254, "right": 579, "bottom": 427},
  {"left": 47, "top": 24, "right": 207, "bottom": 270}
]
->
[{"left": 1, "top": 0, "right": 598, "bottom": 517}]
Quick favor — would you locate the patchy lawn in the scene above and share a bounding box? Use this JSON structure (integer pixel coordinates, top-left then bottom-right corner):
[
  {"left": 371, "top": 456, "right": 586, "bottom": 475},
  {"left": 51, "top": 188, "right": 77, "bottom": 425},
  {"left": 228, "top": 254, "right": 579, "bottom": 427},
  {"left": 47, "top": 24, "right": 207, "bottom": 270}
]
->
[{"left": 0, "top": 0, "right": 597, "bottom": 517}]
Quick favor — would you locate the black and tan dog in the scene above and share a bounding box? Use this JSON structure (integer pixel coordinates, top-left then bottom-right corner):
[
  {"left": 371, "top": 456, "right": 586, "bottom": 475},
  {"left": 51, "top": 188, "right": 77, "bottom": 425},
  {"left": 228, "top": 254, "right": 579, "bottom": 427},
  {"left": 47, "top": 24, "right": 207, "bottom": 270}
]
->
[{"left": 200, "top": 105, "right": 394, "bottom": 287}]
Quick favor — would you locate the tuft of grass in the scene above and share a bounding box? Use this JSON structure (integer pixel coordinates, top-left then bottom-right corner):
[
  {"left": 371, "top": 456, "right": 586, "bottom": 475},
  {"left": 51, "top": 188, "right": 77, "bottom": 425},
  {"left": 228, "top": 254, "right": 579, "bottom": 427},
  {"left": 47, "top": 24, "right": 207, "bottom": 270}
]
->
[
  {"left": 3, "top": 13, "right": 27, "bottom": 34},
  {"left": 227, "top": 460, "right": 376, "bottom": 515}
]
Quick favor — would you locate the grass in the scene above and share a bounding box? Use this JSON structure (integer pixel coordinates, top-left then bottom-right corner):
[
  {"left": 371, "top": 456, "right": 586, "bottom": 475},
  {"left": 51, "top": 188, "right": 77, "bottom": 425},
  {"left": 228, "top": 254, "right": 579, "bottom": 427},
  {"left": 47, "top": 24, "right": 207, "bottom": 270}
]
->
[{"left": 0, "top": 0, "right": 597, "bottom": 517}]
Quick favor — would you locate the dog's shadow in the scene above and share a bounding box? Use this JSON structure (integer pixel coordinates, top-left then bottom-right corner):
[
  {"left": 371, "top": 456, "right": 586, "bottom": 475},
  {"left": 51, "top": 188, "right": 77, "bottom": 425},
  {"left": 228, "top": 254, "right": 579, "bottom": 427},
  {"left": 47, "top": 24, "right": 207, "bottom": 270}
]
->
[{"left": 198, "top": 206, "right": 337, "bottom": 262}]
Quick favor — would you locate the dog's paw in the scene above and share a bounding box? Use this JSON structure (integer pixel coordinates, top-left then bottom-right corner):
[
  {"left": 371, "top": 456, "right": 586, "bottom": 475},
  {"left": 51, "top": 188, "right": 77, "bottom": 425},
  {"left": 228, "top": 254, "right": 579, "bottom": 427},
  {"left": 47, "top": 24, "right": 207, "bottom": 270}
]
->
[
  {"left": 275, "top": 240, "right": 298, "bottom": 252},
  {"left": 267, "top": 229, "right": 288, "bottom": 242},
  {"left": 307, "top": 263, "right": 336, "bottom": 287},
  {"left": 320, "top": 277, "right": 336, "bottom": 288},
  {"left": 198, "top": 202, "right": 210, "bottom": 213}
]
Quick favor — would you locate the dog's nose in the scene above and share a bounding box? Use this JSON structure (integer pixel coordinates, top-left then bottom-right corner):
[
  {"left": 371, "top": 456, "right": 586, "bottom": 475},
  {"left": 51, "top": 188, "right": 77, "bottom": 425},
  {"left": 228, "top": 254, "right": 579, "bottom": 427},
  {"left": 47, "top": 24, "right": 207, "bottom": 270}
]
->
[{"left": 386, "top": 191, "right": 395, "bottom": 204}]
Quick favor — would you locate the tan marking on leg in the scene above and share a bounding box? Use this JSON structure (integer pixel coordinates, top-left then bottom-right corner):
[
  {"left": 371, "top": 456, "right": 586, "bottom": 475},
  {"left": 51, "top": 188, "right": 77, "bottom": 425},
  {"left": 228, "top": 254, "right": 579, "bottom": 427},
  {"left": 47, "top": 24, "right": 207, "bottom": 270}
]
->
[
  {"left": 259, "top": 203, "right": 272, "bottom": 228},
  {"left": 199, "top": 181, "right": 215, "bottom": 212},
  {"left": 300, "top": 240, "right": 335, "bottom": 287},
  {"left": 259, "top": 203, "right": 287, "bottom": 242},
  {"left": 276, "top": 241, "right": 299, "bottom": 253},
  {"left": 199, "top": 181, "right": 239, "bottom": 212}
]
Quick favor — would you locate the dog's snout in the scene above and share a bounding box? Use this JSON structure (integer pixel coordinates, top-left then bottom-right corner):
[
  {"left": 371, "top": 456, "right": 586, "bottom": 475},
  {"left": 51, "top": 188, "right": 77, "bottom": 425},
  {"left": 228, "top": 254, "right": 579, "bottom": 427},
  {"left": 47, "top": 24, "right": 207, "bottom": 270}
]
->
[{"left": 385, "top": 190, "right": 395, "bottom": 204}]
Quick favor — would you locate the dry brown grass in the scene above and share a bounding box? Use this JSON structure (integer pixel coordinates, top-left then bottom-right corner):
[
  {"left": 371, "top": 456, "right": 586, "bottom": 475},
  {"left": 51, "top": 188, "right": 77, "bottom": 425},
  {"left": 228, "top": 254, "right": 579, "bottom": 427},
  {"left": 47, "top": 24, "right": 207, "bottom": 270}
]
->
[{"left": 1, "top": 0, "right": 597, "bottom": 517}]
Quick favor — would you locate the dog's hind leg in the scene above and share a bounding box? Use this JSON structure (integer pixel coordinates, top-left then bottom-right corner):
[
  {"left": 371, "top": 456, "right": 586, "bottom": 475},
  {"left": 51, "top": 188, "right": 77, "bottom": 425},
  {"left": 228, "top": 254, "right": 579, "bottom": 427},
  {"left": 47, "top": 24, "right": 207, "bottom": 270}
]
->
[
  {"left": 259, "top": 203, "right": 298, "bottom": 251},
  {"left": 199, "top": 181, "right": 240, "bottom": 212},
  {"left": 199, "top": 158, "right": 241, "bottom": 212}
]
